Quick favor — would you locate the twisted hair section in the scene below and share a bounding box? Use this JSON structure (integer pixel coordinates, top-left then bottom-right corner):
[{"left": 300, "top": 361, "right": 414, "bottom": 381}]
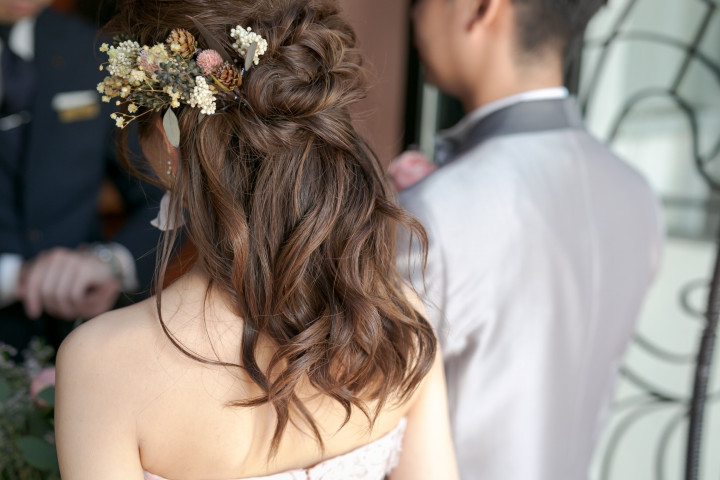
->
[{"left": 109, "top": 0, "right": 435, "bottom": 455}]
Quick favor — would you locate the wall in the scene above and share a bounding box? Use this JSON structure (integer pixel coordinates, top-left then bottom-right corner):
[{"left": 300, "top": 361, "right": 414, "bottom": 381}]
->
[
  {"left": 338, "top": 0, "right": 411, "bottom": 166},
  {"left": 581, "top": 0, "right": 720, "bottom": 477}
]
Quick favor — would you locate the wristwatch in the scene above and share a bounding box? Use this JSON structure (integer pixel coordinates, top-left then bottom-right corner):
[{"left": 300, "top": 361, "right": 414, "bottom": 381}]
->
[{"left": 90, "top": 243, "right": 124, "bottom": 283}]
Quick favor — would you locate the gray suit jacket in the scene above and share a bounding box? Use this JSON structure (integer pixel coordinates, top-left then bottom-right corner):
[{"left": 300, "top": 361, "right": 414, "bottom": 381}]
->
[{"left": 399, "top": 98, "right": 663, "bottom": 480}]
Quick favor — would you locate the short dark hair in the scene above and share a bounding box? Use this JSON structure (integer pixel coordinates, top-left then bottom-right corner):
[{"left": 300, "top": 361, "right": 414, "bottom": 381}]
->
[{"left": 512, "top": 0, "right": 606, "bottom": 55}]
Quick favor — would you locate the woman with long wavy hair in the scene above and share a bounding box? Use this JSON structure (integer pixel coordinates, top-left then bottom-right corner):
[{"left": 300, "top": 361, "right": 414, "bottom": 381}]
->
[{"left": 54, "top": 0, "right": 458, "bottom": 478}]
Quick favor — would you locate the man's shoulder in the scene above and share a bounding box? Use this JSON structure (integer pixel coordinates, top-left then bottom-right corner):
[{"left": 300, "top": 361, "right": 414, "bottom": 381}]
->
[{"left": 399, "top": 140, "right": 523, "bottom": 214}]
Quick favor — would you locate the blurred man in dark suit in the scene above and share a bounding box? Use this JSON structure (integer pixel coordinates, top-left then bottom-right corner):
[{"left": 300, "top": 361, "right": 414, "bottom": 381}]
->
[{"left": 0, "top": 0, "right": 161, "bottom": 351}]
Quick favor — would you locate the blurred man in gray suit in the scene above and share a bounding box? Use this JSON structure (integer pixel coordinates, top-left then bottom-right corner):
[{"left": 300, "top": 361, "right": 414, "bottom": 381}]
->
[{"left": 397, "top": 0, "right": 664, "bottom": 478}]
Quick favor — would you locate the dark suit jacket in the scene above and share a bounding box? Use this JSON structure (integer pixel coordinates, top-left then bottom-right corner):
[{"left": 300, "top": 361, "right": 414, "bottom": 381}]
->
[{"left": 0, "top": 8, "right": 162, "bottom": 351}]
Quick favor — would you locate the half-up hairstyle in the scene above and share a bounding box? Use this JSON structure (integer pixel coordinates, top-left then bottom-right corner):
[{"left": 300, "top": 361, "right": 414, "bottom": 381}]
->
[{"left": 108, "top": 0, "right": 435, "bottom": 455}]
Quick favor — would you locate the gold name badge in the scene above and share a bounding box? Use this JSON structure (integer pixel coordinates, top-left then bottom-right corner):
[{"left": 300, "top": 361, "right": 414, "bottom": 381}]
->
[{"left": 58, "top": 103, "right": 101, "bottom": 123}]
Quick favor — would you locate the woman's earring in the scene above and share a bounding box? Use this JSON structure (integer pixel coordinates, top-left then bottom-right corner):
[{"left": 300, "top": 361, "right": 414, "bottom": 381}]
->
[{"left": 166, "top": 160, "right": 173, "bottom": 178}]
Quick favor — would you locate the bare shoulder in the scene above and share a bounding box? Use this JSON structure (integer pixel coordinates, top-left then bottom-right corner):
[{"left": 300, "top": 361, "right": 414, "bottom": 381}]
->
[
  {"left": 56, "top": 299, "right": 159, "bottom": 394},
  {"left": 55, "top": 302, "right": 159, "bottom": 478}
]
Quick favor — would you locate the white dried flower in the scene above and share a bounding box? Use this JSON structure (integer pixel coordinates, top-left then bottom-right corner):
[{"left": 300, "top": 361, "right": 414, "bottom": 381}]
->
[
  {"left": 230, "top": 26, "right": 268, "bottom": 66},
  {"left": 106, "top": 40, "right": 141, "bottom": 80},
  {"left": 188, "top": 76, "right": 217, "bottom": 115},
  {"left": 128, "top": 69, "right": 147, "bottom": 86}
]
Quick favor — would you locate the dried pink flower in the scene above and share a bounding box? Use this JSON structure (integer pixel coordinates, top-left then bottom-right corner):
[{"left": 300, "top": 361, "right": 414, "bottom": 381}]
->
[
  {"left": 196, "top": 49, "right": 224, "bottom": 75},
  {"left": 138, "top": 50, "right": 159, "bottom": 74}
]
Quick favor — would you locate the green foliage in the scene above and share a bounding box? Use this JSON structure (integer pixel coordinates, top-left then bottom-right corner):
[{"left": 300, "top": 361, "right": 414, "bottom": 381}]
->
[
  {"left": 37, "top": 387, "right": 55, "bottom": 409},
  {"left": 0, "top": 378, "right": 10, "bottom": 402},
  {"left": 16, "top": 437, "right": 59, "bottom": 470},
  {"left": 0, "top": 341, "right": 59, "bottom": 479}
]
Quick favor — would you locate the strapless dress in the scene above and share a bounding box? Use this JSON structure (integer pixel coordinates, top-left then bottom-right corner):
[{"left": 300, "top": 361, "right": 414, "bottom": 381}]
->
[{"left": 143, "top": 418, "right": 406, "bottom": 480}]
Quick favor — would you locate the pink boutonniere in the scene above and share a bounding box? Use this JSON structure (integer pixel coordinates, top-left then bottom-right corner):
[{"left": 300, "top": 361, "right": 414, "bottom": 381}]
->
[{"left": 388, "top": 151, "right": 437, "bottom": 192}]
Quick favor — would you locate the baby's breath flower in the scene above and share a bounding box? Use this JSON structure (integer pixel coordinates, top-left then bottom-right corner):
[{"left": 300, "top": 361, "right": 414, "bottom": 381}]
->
[
  {"left": 102, "top": 95, "right": 110, "bottom": 103},
  {"left": 128, "top": 69, "right": 147, "bottom": 86},
  {"left": 115, "top": 117, "right": 126, "bottom": 128},
  {"left": 230, "top": 26, "right": 268, "bottom": 65},
  {"left": 99, "top": 43, "right": 109, "bottom": 52},
  {"left": 106, "top": 40, "right": 141, "bottom": 80},
  {"left": 189, "top": 76, "right": 217, "bottom": 115},
  {"left": 128, "top": 103, "right": 139, "bottom": 113}
]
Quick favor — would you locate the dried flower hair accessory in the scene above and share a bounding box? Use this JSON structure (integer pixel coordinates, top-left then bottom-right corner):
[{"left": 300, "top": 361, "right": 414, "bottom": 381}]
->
[{"left": 97, "top": 22, "right": 268, "bottom": 129}]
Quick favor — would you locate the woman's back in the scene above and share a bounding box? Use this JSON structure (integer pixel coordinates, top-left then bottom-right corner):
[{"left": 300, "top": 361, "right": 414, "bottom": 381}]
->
[{"left": 56, "top": 270, "right": 453, "bottom": 480}]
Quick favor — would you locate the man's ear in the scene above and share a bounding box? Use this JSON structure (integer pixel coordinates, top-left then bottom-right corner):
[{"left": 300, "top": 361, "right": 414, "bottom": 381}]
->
[{"left": 467, "top": 0, "right": 505, "bottom": 30}]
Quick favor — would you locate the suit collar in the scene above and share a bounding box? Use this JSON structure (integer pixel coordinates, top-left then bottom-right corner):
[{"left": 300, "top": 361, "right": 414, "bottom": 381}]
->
[{"left": 434, "top": 96, "right": 586, "bottom": 166}]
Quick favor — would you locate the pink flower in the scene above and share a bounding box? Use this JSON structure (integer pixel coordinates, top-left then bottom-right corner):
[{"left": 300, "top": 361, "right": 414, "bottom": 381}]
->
[
  {"left": 137, "top": 49, "right": 160, "bottom": 74},
  {"left": 387, "top": 150, "right": 437, "bottom": 192},
  {"left": 196, "top": 49, "right": 224, "bottom": 75},
  {"left": 31, "top": 367, "right": 56, "bottom": 407}
]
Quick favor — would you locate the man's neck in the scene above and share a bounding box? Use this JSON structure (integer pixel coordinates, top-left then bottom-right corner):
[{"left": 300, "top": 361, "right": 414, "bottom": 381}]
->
[{"left": 461, "top": 58, "right": 564, "bottom": 112}]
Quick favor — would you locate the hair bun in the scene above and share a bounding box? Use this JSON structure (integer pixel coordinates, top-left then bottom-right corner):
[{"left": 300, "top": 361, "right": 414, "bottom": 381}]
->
[{"left": 242, "top": 5, "right": 366, "bottom": 121}]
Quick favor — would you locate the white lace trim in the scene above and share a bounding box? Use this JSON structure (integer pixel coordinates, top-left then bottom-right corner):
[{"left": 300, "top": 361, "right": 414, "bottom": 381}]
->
[{"left": 144, "top": 418, "right": 407, "bottom": 480}]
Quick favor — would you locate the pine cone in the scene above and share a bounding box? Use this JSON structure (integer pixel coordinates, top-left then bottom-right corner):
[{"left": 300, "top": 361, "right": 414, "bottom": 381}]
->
[
  {"left": 214, "top": 62, "right": 242, "bottom": 90},
  {"left": 166, "top": 28, "right": 197, "bottom": 59}
]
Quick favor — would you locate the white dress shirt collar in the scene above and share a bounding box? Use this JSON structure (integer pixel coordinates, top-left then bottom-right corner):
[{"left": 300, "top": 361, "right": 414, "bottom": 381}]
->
[{"left": 0, "top": 17, "right": 36, "bottom": 61}]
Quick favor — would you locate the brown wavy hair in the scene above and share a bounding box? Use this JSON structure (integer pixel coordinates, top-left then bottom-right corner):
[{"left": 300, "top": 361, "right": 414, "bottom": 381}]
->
[{"left": 108, "top": 0, "right": 434, "bottom": 455}]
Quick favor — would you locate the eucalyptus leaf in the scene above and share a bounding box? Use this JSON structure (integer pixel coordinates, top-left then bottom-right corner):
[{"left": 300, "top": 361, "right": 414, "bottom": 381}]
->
[
  {"left": 163, "top": 108, "right": 181, "bottom": 148},
  {"left": 38, "top": 386, "right": 55, "bottom": 408},
  {"left": 0, "top": 377, "right": 10, "bottom": 402},
  {"left": 16, "top": 437, "right": 59, "bottom": 470},
  {"left": 245, "top": 42, "right": 257, "bottom": 72}
]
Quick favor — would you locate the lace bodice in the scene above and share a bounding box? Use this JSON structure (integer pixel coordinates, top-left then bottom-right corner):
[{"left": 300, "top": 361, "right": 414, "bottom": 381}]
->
[{"left": 143, "top": 418, "right": 406, "bottom": 480}]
